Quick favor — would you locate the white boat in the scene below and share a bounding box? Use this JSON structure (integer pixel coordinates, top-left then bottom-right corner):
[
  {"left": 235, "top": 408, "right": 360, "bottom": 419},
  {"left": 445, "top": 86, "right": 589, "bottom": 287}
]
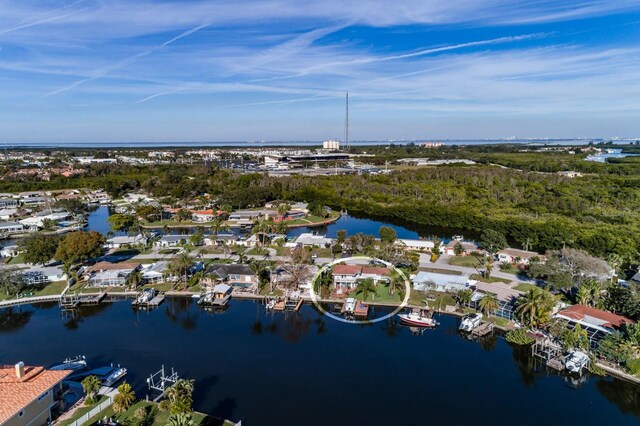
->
[
  {"left": 452, "top": 235, "right": 464, "bottom": 241},
  {"left": 103, "top": 366, "right": 127, "bottom": 387},
  {"left": 343, "top": 298, "right": 357, "bottom": 315},
  {"left": 135, "top": 288, "right": 156, "bottom": 304},
  {"left": 265, "top": 299, "right": 276, "bottom": 310},
  {"left": 565, "top": 351, "right": 589, "bottom": 374},
  {"left": 50, "top": 355, "right": 87, "bottom": 372},
  {"left": 398, "top": 309, "right": 438, "bottom": 327},
  {"left": 459, "top": 313, "right": 483, "bottom": 332}
]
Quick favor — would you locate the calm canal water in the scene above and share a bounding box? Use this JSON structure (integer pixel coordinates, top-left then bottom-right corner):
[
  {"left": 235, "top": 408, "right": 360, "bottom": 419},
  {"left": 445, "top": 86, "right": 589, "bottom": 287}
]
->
[
  {"left": 85, "top": 206, "right": 471, "bottom": 242},
  {"left": 1, "top": 299, "right": 639, "bottom": 425}
]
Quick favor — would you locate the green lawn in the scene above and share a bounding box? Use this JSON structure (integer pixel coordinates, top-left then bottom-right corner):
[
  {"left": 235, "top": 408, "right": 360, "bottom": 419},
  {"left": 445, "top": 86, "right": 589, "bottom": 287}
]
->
[
  {"left": 247, "top": 247, "right": 270, "bottom": 255},
  {"left": 142, "top": 283, "right": 174, "bottom": 292},
  {"left": 469, "top": 273, "right": 512, "bottom": 284},
  {"left": 418, "top": 267, "right": 463, "bottom": 275},
  {"left": 448, "top": 255, "right": 482, "bottom": 268},
  {"left": 58, "top": 395, "right": 109, "bottom": 426},
  {"left": 71, "top": 400, "right": 230, "bottom": 426},
  {"left": 159, "top": 248, "right": 181, "bottom": 255},
  {"left": 7, "top": 254, "right": 25, "bottom": 264},
  {"left": 514, "top": 283, "right": 538, "bottom": 292},
  {"left": 351, "top": 284, "right": 404, "bottom": 304},
  {"left": 273, "top": 246, "right": 290, "bottom": 256},
  {"left": 35, "top": 281, "right": 67, "bottom": 296}
]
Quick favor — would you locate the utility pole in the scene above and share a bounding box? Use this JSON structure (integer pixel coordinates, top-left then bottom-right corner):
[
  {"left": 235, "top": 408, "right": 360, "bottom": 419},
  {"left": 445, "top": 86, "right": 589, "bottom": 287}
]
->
[{"left": 344, "top": 92, "right": 349, "bottom": 151}]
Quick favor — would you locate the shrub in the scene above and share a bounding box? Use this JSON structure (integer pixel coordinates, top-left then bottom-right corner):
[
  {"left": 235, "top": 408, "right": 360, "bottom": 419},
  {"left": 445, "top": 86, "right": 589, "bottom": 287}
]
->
[
  {"left": 626, "top": 358, "right": 640, "bottom": 376},
  {"left": 505, "top": 329, "right": 535, "bottom": 345}
]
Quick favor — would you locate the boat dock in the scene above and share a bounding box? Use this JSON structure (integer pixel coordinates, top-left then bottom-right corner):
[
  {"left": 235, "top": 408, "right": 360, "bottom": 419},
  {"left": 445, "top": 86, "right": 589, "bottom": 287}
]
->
[
  {"left": 132, "top": 294, "right": 165, "bottom": 308},
  {"left": 60, "top": 292, "right": 106, "bottom": 309},
  {"left": 471, "top": 322, "right": 494, "bottom": 337},
  {"left": 531, "top": 339, "right": 566, "bottom": 371},
  {"left": 271, "top": 297, "right": 303, "bottom": 312}
]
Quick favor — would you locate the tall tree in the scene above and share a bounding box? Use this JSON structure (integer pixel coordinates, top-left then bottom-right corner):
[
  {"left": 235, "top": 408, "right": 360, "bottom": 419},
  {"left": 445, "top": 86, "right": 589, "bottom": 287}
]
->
[
  {"left": 514, "top": 287, "right": 554, "bottom": 328},
  {"left": 378, "top": 226, "right": 397, "bottom": 243},
  {"left": 81, "top": 375, "right": 101, "bottom": 405},
  {"left": 54, "top": 231, "right": 106, "bottom": 266},
  {"left": 166, "top": 379, "right": 195, "bottom": 415},
  {"left": 479, "top": 229, "right": 507, "bottom": 254},
  {"left": 19, "top": 234, "right": 60, "bottom": 265},
  {"left": 478, "top": 293, "right": 499, "bottom": 316},
  {"left": 113, "top": 382, "right": 136, "bottom": 414}
]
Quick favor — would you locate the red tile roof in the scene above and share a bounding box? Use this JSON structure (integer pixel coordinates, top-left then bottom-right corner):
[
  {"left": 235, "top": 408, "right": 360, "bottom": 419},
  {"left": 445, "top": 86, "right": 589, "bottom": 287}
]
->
[
  {"left": 362, "top": 267, "right": 391, "bottom": 276},
  {"left": 557, "top": 304, "right": 634, "bottom": 329},
  {"left": 0, "top": 365, "right": 71, "bottom": 423},
  {"left": 332, "top": 265, "right": 362, "bottom": 275}
]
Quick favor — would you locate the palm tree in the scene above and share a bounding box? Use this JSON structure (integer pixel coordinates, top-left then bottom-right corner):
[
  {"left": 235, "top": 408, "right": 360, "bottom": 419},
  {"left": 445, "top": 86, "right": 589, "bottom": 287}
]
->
[
  {"left": 514, "top": 287, "right": 554, "bottom": 328},
  {"left": 81, "top": 375, "right": 101, "bottom": 405},
  {"left": 210, "top": 216, "right": 229, "bottom": 236},
  {"left": 456, "top": 289, "right": 472, "bottom": 307},
  {"left": 355, "top": 278, "right": 376, "bottom": 301},
  {"left": 169, "top": 252, "right": 194, "bottom": 284},
  {"left": 167, "top": 414, "right": 194, "bottom": 426},
  {"left": 112, "top": 382, "right": 136, "bottom": 413},
  {"left": 482, "top": 255, "right": 494, "bottom": 280},
  {"left": 127, "top": 271, "right": 143, "bottom": 290},
  {"left": 165, "top": 379, "right": 195, "bottom": 415},
  {"left": 576, "top": 279, "right": 602, "bottom": 308},
  {"left": 478, "top": 293, "right": 499, "bottom": 316},
  {"left": 277, "top": 202, "right": 291, "bottom": 220}
]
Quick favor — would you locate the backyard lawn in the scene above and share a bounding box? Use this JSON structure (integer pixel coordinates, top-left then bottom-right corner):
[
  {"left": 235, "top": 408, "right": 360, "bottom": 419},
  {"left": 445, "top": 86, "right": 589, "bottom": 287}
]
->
[{"left": 448, "top": 255, "right": 482, "bottom": 268}]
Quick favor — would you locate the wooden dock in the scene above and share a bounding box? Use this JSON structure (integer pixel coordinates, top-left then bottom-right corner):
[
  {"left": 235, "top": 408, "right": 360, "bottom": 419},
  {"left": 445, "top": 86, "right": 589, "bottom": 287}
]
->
[
  {"left": 132, "top": 294, "right": 165, "bottom": 308},
  {"left": 60, "top": 292, "right": 106, "bottom": 309},
  {"left": 471, "top": 322, "right": 494, "bottom": 337}
]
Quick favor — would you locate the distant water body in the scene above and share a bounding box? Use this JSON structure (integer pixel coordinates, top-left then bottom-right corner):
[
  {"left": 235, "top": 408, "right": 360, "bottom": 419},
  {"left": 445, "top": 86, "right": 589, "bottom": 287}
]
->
[{"left": 3, "top": 139, "right": 609, "bottom": 149}]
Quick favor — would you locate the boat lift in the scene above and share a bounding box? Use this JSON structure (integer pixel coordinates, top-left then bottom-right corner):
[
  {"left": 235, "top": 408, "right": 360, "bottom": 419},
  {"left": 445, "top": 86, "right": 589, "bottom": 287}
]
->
[{"left": 146, "top": 365, "right": 179, "bottom": 402}]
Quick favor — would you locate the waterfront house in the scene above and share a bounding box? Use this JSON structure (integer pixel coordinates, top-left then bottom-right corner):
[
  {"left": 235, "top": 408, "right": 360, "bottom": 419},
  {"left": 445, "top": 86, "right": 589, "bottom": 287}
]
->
[
  {"left": 555, "top": 304, "right": 633, "bottom": 348},
  {"left": 21, "top": 267, "right": 67, "bottom": 285},
  {"left": 203, "top": 234, "right": 238, "bottom": 246},
  {"left": 105, "top": 234, "right": 147, "bottom": 249},
  {"left": 154, "top": 235, "right": 187, "bottom": 248},
  {"left": 191, "top": 209, "right": 219, "bottom": 222},
  {"left": 286, "top": 232, "right": 334, "bottom": 248},
  {"left": 469, "top": 282, "right": 523, "bottom": 321},
  {"left": 0, "top": 209, "right": 19, "bottom": 220},
  {"left": 332, "top": 264, "right": 392, "bottom": 289},
  {"left": 203, "top": 263, "right": 257, "bottom": 289},
  {"left": 0, "top": 198, "right": 19, "bottom": 209},
  {"left": 396, "top": 239, "right": 435, "bottom": 252},
  {"left": 443, "top": 240, "right": 481, "bottom": 256},
  {"left": 0, "top": 221, "right": 25, "bottom": 234},
  {"left": 0, "top": 362, "right": 72, "bottom": 426},
  {"left": 19, "top": 211, "right": 70, "bottom": 230},
  {"left": 412, "top": 271, "right": 476, "bottom": 292},
  {"left": 86, "top": 261, "right": 140, "bottom": 287},
  {"left": 497, "top": 248, "right": 541, "bottom": 265},
  {"left": 140, "top": 261, "right": 170, "bottom": 284}
]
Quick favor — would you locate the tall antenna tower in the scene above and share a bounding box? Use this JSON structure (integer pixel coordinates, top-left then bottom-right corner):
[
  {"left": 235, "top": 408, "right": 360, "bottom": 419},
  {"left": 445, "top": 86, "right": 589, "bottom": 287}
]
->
[{"left": 344, "top": 92, "right": 349, "bottom": 151}]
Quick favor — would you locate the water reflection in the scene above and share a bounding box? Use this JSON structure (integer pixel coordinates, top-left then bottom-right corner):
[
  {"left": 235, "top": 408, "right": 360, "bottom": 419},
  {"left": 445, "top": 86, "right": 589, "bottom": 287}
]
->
[
  {"left": 0, "top": 306, "right": 33, "bottom": 332},
  {"left": 597, "top": 378, "right": 640, "bottom": 416},
  {"left": 163, "top": 297, "right": 198, "bottom": 330}
]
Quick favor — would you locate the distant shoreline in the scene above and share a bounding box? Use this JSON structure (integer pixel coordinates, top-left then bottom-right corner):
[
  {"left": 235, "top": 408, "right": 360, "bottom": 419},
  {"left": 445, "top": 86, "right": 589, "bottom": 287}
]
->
[{"left": 2, "top": 138, "right": 624, "bottom": 149}]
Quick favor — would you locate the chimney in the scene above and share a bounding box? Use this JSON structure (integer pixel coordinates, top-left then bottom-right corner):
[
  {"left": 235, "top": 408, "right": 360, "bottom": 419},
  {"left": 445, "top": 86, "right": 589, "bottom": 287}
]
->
[{"left": 15, "top": 362, "right": 25, "bottom": 379}]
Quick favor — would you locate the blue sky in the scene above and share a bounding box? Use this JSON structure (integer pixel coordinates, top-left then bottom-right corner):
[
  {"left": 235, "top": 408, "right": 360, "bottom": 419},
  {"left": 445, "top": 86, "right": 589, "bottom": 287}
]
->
[{"left": 1, "top": 1, "right": 640, "bottom": 143}]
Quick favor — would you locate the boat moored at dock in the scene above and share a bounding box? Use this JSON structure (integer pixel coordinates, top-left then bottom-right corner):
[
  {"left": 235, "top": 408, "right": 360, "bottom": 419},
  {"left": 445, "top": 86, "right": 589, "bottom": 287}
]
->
[
  {"left": 398, "top": 308, "right": 438, "bottom": 327},
  {"left": 341, "top": 297, "right": 369, "bottom": 318},
  {"left": 459, "top": 313, "right": 483, "bottom": 332},
  {"left": 565, "top": 351, "right": 590, "bottom": 375},
  {"left": 50, "top": 355, "right": 87, "bottom": 372}
]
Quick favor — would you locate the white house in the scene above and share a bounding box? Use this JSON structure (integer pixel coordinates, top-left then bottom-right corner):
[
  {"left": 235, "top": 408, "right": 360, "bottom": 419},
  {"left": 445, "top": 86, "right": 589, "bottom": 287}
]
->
[
  {"left": 86, "top": 262, "right": 140, "bottom": 287},
  {"left": 396, "top": 239, "right": 435, "bottom": 251},
  {"left": 412, "top": 271, "right": 475, "bottom": 292},
  {"left": 443, "top": 240, "right": 481, "bottom": 256},
  {"left": 204, "top": 234, "right": 238, "bottom": 246},
  {"left": 154, "top": 235, "right": 187, "bottom": 248},
  {"left": 0, "top": 198, "right": 18, "bottom": 209},
  {"left": 0, "top": 221, "right": 24, "bottom": 234},
  {"left": 497, "top": 248, "right": 541, "bottom": 265},
  {"left": 140, "top": 261, "right": 170, "bottom": 284},
  {"left": 19, "top": 211, "right": 70, "bottom": 229},
  {"left": 105, "top": 234, "right": 147, "bottom": 249},
  {"left": 286, "top": 233, "right": 334, "bottom": 248},
  {"left": 332, "top": 264, "right": 392, "bottom": 289}
]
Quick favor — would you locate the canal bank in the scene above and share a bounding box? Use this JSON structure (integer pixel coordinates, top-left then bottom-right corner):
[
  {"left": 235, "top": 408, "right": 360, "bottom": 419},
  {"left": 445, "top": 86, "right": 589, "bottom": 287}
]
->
[{"left": 2, "top": 298, "right": 639, "bottom": 426}]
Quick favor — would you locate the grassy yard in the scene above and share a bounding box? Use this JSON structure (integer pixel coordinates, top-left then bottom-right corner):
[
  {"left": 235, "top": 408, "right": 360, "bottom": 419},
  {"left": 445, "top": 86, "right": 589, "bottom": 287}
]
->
[
  {"left": 448, "top": 255, "right": 482, "bottom": 268},
  {"left": 142, "top": 283, "right": 174, "bottom": 292},
  {"left": 247, "top": 247, "right": 270, "bottom": 255},
  {"left": 58, "top": 395, "right": 109, "bottom": 426},
  {"left": 159, "top": 248, "right": 181, "bottom": 255},
  {"left": 418, "top": 266, "right": 463, "bottom": 275},
  {"left": 273, "top": 246, "right": 290, "bottom": 256},
  {"left": 72, "top": 400, "right": 231, "bottom": 426},
  {"left": 469, "top": 273, "right": 512, "bottom": 284},
  {"left": 35, "top": 281, "right": 67, "bottom": 296},
  {"left": 351, "top": 284, "right": 404, "bottom": 304},
  {"left": 7, "top": 254, "right": 25, "bottom": 264},
  {"left": 513, "top": 283, "right": 538, "bottom": 292}
]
